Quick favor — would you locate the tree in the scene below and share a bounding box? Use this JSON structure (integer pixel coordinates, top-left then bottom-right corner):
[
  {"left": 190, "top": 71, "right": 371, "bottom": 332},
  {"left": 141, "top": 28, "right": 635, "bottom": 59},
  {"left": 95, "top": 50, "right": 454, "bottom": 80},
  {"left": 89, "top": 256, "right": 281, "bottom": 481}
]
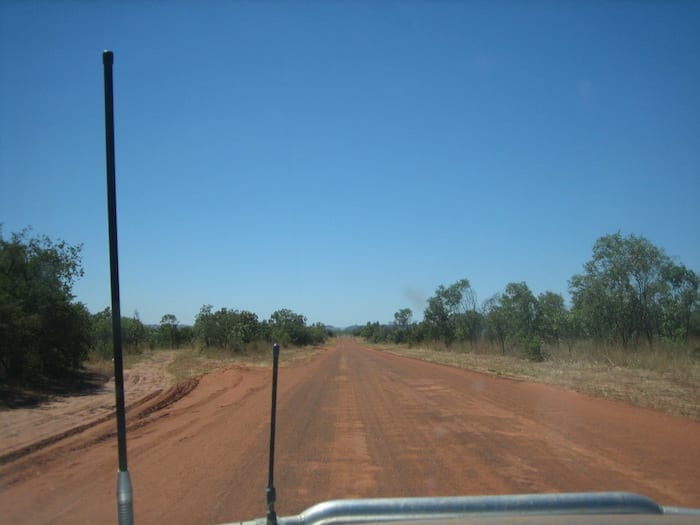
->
[
  {"left": 194, "top": 305, "right": 261, "bottom": 350},
  {"left": 234, "top": 310, "right": 260, "bottom": 345},
  {"left": 308, "top": 322, "right": 331, "bottom": 344},
  {"left": 482, "top": 293, "right": 508, "bottom": 354},
  {"left": 269, "top": 308, "right": 308, "bottom": 346},
  {"left": 194, "top": 305, "right": 216, "bottom": 347},
  {"left": 424, "top": 291, "right": 451, "bottom": 343},
  {"left": 560, "top": 310, "right": 582, "bottom": 354},
  {"left": 178, "top": 325, "right": 195, "bottom": 346},
  {"left": 356, "top": 321, "right": 390, "bottom": 343},
  {"left": 122, "top": 313, "right": 147, "bottom": 351},
  {"left": 501, "top": 282, "right": 539, "bottom": 345},
  {"left": 454, "top": 310, "right": 483, "bottom": 346},
  {"left": 0, "top": 228, "right": 90, "bottom": 377},
  {"left": 659, "top": 263, "right": 699, "bottom": 342},
  {"left": 160, "top": 314, "right": 180, "bottom": 348},
  {"left": 394, "top": 308, "right": 413, "bottom": 329},
  {"left": 89, "top": 308, "right": 148, "bottom": 356},
  {"left": 569, "top": 233, "right": 689, "bottom": 347},
  {"left": 536, "top": 291, "right": 567, "bottom": 346},
  {"left": 393, "top": 308, "right": 413, "bottom": 343},
  {"left": 424, "top": 279, "right": 477, "bottom": 345},
  {"left": 90, "top": 307, "right": 113, "bottom": 357}
]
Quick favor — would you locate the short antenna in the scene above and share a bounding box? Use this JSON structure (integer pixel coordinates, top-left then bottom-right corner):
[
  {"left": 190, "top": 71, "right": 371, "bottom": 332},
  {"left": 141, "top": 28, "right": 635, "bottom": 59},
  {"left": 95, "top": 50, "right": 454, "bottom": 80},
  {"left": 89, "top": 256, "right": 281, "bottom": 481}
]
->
[
  {"left": 103, "top": 49, "right": 134, "bottom": 525},
  {"left": 266, "top": 343, "right": 281, "bottom": 525}
]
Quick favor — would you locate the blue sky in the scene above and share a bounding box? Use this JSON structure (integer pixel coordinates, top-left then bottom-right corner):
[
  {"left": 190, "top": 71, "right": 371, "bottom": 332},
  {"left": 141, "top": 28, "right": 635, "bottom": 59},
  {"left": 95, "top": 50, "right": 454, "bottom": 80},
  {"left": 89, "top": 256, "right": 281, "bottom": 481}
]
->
[{"left": 1, "top": 1, "right": 699, "bottom": 327}]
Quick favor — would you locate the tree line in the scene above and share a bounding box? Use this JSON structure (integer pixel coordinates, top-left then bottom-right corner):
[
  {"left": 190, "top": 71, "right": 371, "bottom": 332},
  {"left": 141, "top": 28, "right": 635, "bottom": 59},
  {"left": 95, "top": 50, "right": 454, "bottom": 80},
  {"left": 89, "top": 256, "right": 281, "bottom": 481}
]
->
[
  {"left": 0, "top": 228, "right": 329, "bottom": 380},
  {"left": 89, "top": 309, "right": 195, "bottom": 359},
  {"left": 356, "top": 233, "right": 699, "bottom": 360},
  {"left": 193, "top": 305, "right": 330, "bottom": 350},
  {"left": 3, "top": 227, "right": 696, "bottom": 378},
  {"left": 89, "top": 305, "right": 330, "bottom": 358}
]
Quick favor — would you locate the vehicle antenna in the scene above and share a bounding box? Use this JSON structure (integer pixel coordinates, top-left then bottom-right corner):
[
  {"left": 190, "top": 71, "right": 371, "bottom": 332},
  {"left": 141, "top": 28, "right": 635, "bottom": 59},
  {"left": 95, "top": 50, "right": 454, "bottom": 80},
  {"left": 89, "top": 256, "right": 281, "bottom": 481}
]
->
[
  {"left": 266, "top": 343, "right": 281, "bottom": 525},
  {"left": 103, "top": 49, "right": 134, "bottom": 525}
]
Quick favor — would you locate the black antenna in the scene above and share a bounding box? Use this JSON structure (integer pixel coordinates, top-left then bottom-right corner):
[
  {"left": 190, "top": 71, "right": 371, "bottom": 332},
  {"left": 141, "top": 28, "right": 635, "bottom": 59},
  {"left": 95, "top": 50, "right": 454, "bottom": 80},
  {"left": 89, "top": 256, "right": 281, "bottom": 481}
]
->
[
  {"left": 103, "top": 49, "right": 134, "bottom": 525},
  {"left": 266, "top": 343, "right": 281, "bottom": 525}
]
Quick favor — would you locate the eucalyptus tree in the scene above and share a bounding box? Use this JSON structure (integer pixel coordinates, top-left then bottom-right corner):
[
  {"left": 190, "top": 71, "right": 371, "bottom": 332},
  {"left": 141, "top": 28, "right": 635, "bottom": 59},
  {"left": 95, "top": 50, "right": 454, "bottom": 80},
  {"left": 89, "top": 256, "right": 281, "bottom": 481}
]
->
[
  {"left": 423, "top": 279, "right": 478, "bottom": 345},
  {"left": 569, "top": 232, "right": 697, "bottom": 347},
  {"left": 159, "top": 314, "right": 180, "bottom": 348},
  {"left": 393, "top": 308, "right": 413, "bottom": 343},
  {"left": 483, "top": 293, "right": 508, "bottom": 354},
  {"left": 501, "top": 281, "right": 539, "bottom": 345},
  {"left": 536, "top": 291, "right": 567, "bottom": 346}
]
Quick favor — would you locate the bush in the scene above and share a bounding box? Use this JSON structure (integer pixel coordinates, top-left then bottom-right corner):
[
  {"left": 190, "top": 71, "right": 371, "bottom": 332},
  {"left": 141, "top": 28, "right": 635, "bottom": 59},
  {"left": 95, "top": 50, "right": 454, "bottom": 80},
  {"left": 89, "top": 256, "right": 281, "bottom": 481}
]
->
[{"left": 523, "top": 339, "right": 548, "bottom": 362}]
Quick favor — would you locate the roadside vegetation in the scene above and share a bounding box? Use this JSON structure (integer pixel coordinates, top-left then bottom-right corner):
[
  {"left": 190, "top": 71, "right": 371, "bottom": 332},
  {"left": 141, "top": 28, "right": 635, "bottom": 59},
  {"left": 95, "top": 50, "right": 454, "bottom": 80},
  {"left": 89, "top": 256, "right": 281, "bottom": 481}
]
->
[
  {"left": 2, "top": 227, "right": 697, "bottom": 418},
  {"left": 358, "top": 233, "right": 699, "bottom": 356},
  {"left": 356, "top": 233, "right": 699, "bottom": 418},
  {"left": 0, "top": 227, "right": 330, "bottom": 391}
]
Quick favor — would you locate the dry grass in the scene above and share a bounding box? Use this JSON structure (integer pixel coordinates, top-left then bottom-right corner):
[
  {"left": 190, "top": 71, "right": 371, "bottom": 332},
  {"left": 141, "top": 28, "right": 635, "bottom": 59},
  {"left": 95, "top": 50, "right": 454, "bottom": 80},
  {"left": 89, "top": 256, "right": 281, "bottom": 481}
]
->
[
  {"left": 369, "top": 341, "right": 700, "bottom": 420},
  {"left": 167, "top": 343, "right": 322, "bottom": 382},
  {"left": 83, "top": 349, "right": 152, "bottom": 378},
  {"left": 85, "top": 343, "right": 322, "bottom": 384}
]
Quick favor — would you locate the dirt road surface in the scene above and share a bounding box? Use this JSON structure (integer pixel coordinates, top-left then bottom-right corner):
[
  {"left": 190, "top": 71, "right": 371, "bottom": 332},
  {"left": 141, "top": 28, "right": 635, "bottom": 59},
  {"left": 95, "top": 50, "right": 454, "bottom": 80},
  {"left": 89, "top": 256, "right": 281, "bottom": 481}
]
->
[{"left": 1, "top": 339, "right": 698, "bottom": 524}]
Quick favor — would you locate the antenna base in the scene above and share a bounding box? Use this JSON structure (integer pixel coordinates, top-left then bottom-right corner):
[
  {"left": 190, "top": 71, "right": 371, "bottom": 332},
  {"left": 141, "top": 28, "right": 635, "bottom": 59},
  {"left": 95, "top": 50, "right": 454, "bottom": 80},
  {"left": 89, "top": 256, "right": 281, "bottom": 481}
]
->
[
  {"left": 117, "top": 470, "right": 134, "bottom": 524},
  {"left": 266, "top": 487, "right": 277, "bottom": 525}
]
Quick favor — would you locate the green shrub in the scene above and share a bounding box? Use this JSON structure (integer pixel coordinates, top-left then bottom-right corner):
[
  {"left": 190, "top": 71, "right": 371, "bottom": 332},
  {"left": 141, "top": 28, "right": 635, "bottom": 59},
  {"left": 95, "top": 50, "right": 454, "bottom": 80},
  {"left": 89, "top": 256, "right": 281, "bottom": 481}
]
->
[{"left": 523, "top": 339, "right": 548, "bottom": 362}]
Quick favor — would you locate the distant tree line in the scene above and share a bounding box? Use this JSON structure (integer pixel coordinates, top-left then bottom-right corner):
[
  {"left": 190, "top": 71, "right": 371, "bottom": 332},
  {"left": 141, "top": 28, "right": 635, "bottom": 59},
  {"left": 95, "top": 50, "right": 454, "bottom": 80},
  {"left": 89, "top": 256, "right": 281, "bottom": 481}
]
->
[
  {"left": 356, "top": 233, "right": 699, "bottom": 361},
  {"left": 194, "top": 305, "right": 330, "bottom": 350},
  {"left": 89, "top": 309, "right": 195, "bottom": 359},
  {"left": 89, "top": 305, "right": 331, "bottom": 358},
  {"left": 1, "top": 228, "right": 329, "bottom": 381},
  {"left": 3, "top": 227, "right": 696, "bottom": 378}
]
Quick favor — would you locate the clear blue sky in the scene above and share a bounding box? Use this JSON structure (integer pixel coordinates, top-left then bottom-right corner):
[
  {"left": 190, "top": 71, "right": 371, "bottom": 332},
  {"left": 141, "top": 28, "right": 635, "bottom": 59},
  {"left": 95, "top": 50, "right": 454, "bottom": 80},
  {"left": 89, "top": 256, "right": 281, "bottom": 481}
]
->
[{"left": 1, "top": 1, "right": 698, "bottom": 327}]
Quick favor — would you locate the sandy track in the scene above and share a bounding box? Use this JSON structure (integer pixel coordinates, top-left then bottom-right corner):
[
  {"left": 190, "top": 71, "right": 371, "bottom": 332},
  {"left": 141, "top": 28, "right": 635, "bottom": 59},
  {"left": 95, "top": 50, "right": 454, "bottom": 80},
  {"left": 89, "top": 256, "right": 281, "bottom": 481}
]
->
[
  {"left": 0, "top": 339, "right": 698, "bottom": 524},
  {"left": 0, "top": 351, "right": 175, "bottom": 463}
]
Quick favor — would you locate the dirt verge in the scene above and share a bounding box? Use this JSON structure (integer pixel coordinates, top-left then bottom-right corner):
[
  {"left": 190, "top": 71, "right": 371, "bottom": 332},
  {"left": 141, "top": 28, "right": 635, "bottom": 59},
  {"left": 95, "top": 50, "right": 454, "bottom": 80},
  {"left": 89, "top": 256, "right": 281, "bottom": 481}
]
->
[
  {"left": 0, "top": 350, "right": 177, "bottom": 462},
  {"left": 370, "top": 343, "right": 700, "bottom": 419}
]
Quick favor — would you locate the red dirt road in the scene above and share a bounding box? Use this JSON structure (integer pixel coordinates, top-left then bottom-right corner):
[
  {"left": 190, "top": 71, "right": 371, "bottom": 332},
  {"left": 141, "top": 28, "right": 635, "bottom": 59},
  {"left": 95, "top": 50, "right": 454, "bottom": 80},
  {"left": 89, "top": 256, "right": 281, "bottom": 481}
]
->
[{"left": 1, "top": 339, "right": 698, "bottom": 524}]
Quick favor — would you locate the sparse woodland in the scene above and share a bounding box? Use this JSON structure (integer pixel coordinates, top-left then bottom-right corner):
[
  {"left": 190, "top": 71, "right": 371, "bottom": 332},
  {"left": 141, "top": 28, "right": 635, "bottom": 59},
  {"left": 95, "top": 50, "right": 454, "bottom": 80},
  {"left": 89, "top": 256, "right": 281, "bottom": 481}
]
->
[
  {"left": 1, "top": 228, "right": 697, "bottom": 382},
  {"left": 356, "top": 233, "right": 699, "bottom": 362}
]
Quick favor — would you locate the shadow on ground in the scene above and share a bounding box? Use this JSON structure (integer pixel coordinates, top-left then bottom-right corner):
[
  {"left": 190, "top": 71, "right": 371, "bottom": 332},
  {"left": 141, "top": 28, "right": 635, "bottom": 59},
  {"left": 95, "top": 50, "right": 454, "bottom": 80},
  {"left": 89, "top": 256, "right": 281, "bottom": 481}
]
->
[{"left": 0, "top": 368, "right": 110, "bottom": 410}]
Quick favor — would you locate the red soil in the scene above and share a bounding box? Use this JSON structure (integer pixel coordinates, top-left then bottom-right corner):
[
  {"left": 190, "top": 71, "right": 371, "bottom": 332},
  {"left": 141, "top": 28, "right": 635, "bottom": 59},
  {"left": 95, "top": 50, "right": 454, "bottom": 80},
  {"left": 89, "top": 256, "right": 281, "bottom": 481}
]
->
[{"left": 1, "top": 339, "right": 698, "bottom": 524}]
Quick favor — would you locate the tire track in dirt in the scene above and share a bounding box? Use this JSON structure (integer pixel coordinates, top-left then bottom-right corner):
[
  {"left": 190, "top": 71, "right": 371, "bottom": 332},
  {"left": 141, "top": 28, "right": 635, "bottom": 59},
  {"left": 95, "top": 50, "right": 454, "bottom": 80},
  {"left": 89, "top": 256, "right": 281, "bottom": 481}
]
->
[
  {"left": 0, "top": 352, "right": 178, "bottom": 460},
  {"left": 0, "top": 388, "right": 162, "bottom": 467},
  {"left": 0, "top": 377, "right": 200, "bottom": 487}
]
